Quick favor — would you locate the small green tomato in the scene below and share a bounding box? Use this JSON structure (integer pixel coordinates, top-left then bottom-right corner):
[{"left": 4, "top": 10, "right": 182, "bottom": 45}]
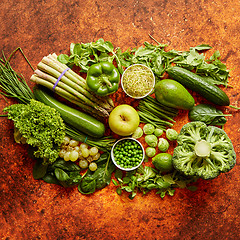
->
[{"left": 158, "top": 138, "right": 169, "bottom": 152}]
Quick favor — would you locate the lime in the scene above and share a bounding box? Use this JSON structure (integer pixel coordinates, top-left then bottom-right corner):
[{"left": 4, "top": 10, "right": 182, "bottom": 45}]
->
[{"left": 152, "top": 153, "right": 173, "bottom": 172}]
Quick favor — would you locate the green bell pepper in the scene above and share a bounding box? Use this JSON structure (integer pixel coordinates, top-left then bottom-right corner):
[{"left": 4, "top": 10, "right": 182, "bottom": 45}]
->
[{"left": 86, "top": 61, "right": 120, "bottom": 96}]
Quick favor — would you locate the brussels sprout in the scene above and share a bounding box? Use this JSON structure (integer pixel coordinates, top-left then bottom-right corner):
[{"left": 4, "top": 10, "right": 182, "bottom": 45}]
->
[
  {"left": 154, "top": 128, "right": 163, "bottom": 137},
  {"left": 166, "top": 129, "right": 178, "bottom": 141},
  {"left": 158, "top": 138, "right": 169, "bottom": 152},
  {"left": 143, "top": 123, "right": 155, "bottom": 135},
  {"left": 145, "top": 147, "right": 156, "bottom": 158},
  {"left": 145, "top": 134, "right": 158, "bottom": 147},
  {"left": 132, "top": 127, "right": 143, "bottom": 139}
]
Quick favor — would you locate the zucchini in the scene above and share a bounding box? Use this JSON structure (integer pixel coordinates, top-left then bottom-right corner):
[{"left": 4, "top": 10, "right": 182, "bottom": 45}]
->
[
  {"left": 34, "top": 86, "right": 105, "bottom": 138},
  {"left": 166, "top": 66, "right": 230, "bottom": 106}
]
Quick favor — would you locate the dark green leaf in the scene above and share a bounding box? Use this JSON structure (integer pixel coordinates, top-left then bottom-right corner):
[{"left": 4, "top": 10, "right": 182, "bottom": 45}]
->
[
  {"left": 116, "top": 188, "right": 122, "bottom": 195},
  {"left": 78, "top": 177, "right": 96, "bottom": 194},
  {"left": 189, "top": 104, "right": 230, "bottom": 126},
  {"left": 54, "top": 168, "right": 70, "bottom": 182},
  {"left": 42, "top": 173, "right": 60, "bottom": 185},
  {"left": 52, "top": 159, "right": 80, "bottom": 172},
  {"left": 114, "top": 168, "right": 123, "bottom": 181},
  {"left": 32, "top": 159, "right": 48, "bottom": 179}
]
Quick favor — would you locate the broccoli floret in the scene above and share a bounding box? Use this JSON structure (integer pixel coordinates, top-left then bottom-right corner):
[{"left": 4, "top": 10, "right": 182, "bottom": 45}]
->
[
  {"left": 172, "top": 121, "right": 236, "bottom": 180},
  {"left": 4, "top": 99, "right": 65, "bottom": 164}
]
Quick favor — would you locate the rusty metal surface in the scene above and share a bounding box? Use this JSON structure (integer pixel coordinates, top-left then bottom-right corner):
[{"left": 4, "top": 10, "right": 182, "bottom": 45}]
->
[{"left": 0, "top": 0, "right": 240, "bottom": 239}]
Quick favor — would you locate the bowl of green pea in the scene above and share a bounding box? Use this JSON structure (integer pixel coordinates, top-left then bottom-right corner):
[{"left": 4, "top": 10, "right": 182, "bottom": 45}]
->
[{"left": 111, "top": 137, "right": 145, "bottom": 171}]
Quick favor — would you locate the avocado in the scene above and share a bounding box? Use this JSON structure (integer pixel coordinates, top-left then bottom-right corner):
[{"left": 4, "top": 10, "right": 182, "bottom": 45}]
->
[{"left": 154, "top": 79, "right": 195, "bottom": 110}]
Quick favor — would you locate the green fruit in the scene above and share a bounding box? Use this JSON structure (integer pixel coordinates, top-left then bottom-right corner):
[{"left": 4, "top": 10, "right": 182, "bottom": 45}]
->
[
  {"left": 152, "top": 153, "right": 173, "bottom": 172},
  {"left": 154, "top": 79, "right": 195, "bottom": 110}
]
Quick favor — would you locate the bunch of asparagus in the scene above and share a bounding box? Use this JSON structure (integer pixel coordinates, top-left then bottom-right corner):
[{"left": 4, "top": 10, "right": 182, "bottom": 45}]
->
[{"left": 30, "top": 53, "right": 114, "bottom": 118}]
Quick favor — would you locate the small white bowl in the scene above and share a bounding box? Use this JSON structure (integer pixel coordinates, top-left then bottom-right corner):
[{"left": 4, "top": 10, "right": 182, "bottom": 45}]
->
[
  {"left": 121, "top": 64, "right": 155, "bottom": 99},
  {"left": 111, "top": 137, "right": 145, "bottom": 171}
]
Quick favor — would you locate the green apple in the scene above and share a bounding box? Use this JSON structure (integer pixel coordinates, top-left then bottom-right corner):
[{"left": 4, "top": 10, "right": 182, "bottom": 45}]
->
[{"left": 109, "top": 104, "right": 140, "bottom": 136}]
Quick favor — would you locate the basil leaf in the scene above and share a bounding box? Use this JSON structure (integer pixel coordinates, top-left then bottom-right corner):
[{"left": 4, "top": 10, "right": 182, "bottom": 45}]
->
[{"left": 189, "top": 104, "right": 231, "bottom": 126}]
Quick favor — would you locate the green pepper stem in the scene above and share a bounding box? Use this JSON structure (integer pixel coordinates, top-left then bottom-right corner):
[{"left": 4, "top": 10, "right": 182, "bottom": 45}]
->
[{"left": 101, "top": 75, "right": 113, "bottom": 88}]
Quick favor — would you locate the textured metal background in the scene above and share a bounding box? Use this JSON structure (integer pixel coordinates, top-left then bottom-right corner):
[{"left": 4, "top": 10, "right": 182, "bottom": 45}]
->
[{"left": 0, "top": 0, "right": 240, "bottom": 239}]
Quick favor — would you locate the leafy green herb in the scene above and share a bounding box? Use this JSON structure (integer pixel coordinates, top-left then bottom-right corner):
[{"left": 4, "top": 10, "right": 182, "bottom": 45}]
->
[
  {"left": 113, "top": 165, "right": 197, "bottom": 199},
  {"left": 78, "top": 152, "right": 116, "bottom": 194},
  {"left": 188, "top": 104, "right": 231, "bottom": 126},
  {"left": 58, "top": 38, "right": 123, "bottom": 73},
  {"left": 0, "top": 48, "right": 34, "bottom": 104},
  {"left": 35, "top": 158, "right": 82, "bottom": 187}
]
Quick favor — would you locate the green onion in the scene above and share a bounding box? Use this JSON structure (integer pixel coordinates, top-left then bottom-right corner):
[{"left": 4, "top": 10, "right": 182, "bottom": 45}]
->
[{"left": 0, "top": 48, "right": 35, "bottom": 104}]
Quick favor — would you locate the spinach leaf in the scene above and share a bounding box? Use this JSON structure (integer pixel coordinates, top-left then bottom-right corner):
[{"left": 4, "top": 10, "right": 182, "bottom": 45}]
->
[
  {"left": 78, "top": 152, "right": 116, "bottom": 194},
  {"left": 78, "top": 177, "right": 96, "bottom": 194},
  {"left": 32, "top": 159, "right": 48, "bottom": 180},
  {"left": 39, "top": 159, "right": 82, "bottom": 187},
  {"left": 188, "top": 104, "right": 231, "bottom": 126}
]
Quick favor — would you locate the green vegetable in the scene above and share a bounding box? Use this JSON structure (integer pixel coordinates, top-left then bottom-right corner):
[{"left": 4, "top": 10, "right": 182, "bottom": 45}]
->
[
  {"left": 155, "top": 79, "right": 195, "bottom": 110},
  {"left": 113, "top": 139, "right": 143, "bottom": 169},
  {"left": 154, "top": 128, "right": 163, "bottom": 137},
  {"left": 145, "top": 134, "right": 158, "bottom": 147},
  {"left": 34, "top": 86, "right": 105, "bottom": 138},
  {"left": 58, "top": 38, "right": 123, "bottom": 74},
  {"left": 166, "top": 66, "right": 230, "bottom": 106},
  {"left": 145, "top": 147, "right": 156, "bottom": 158},
  {"left": 138, "top": 96, "right": 178, "bottom": 130},
  {"left": 172, "top": 121, "right": 236, "bottom": 180},
  {"left": 86, "top": 61, "right": 120, "bottom": 96},
  {"left": 188, "top": 104, "right": 231, "bottom": 126},
  {"left": 0, "top": 48, "right": 35, "bottom": 104},
  {"left": 121, "top": 64, "right": 155, "bottom": 98},
  {"left": 38, "top": 158, "right": 82, "bottom": 187},
  {"left": 4, "top": 99, "right": 65, "bottom": 164},
  {"left": 152, "top": 153, "right": 173, "bottom": 173},
  {"left": 65, "top": 125, "right": 115, "bottom": 152},
  {"left": 143, "top": 123, "right": 155, "bottom": 135},
  {"left": 166, "top": 129, "right": 178, "bottom": 141},
  {"left": 131, "top": 127, "right": 143, "bottom": 139},
  {"left": 78, "top": 153, "right": 115, "bottom": 194},
  {"left": 31, "top": 53, "right": 114, "bottom": 118},
  {"left": 158, "top": 138, "right": 169, "bottom": 152},
  {"left": 112, "top": 165, "right": 197, "bottom": 199}
]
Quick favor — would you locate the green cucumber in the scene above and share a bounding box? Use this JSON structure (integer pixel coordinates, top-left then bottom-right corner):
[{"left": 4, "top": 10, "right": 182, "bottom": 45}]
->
[
  {"left": 166, "top": 66, "right": 230, "bottom": 106},
  {"left": 34, "top": 86, "right": 105, "bottom": 138}
]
